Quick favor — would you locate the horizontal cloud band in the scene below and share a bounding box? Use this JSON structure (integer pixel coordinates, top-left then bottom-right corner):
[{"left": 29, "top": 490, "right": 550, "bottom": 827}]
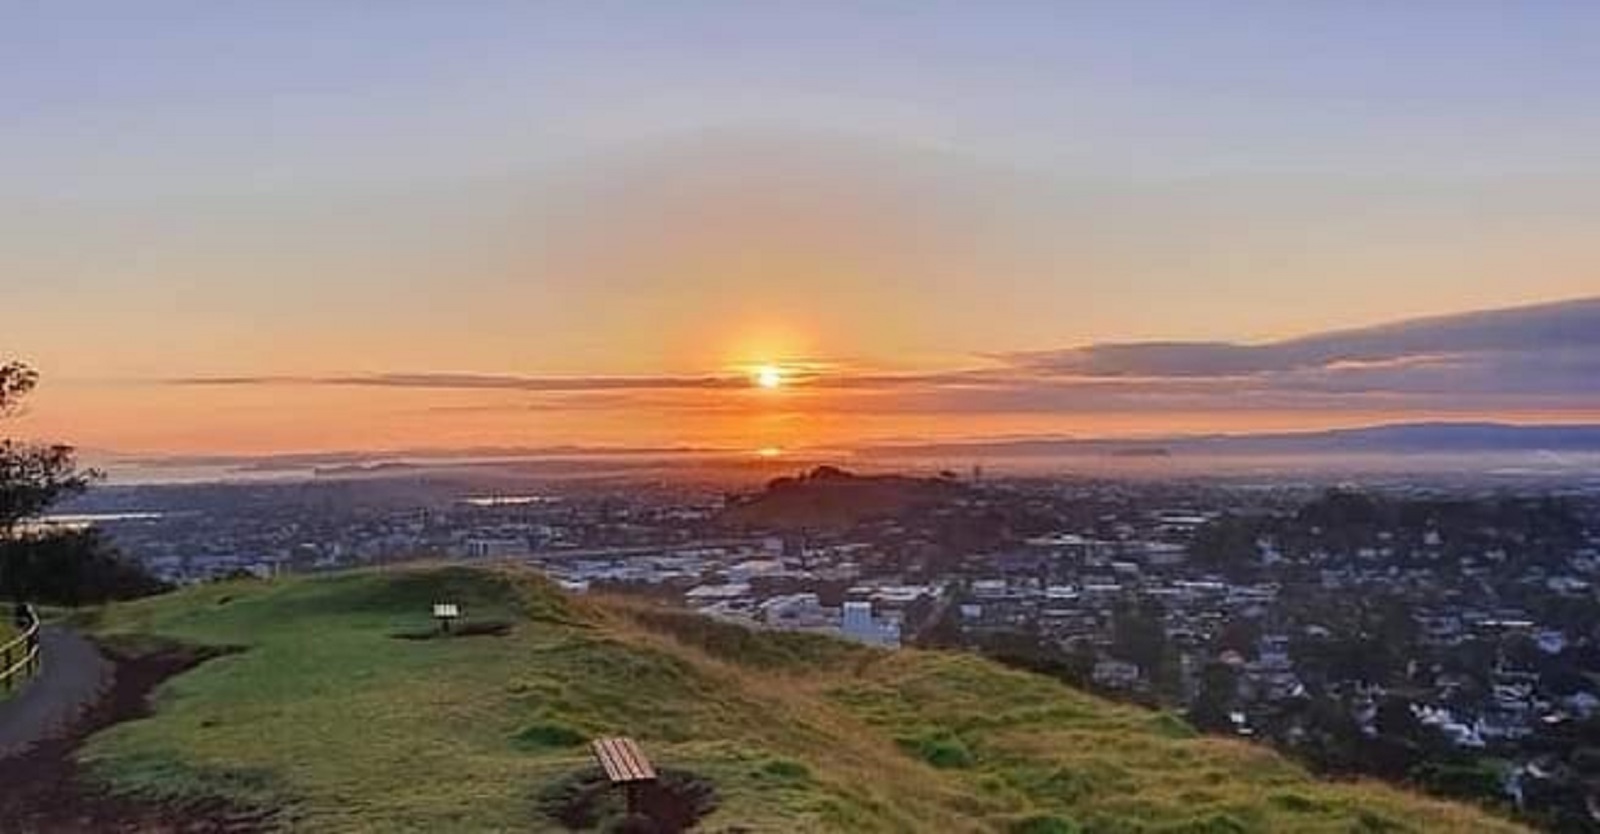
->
[{"left": 165, "top": 297, "right": 1600, "bottom": 415}]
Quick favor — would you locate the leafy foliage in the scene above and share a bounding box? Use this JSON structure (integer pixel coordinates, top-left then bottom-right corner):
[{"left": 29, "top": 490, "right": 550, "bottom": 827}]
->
[
  {"left": 0, "top": 440, "right": 97, "bottom": 537},
  {"left": 0, "top": 529, "right": 169, "bottom": 605},
  {"left": 0, "top": 361, "right": 162, "bottom": 603},
  {"left": 0, "top": 362, "right": 39, "bottom": 416},
  {"left": 0, "top": 362, "right": 99, "bottom": 535}
]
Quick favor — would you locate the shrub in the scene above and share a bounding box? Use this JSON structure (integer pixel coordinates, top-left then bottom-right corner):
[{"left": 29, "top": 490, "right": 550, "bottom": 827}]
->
[
  {"left": 1009, "top": 814, "right": 1081, "bottom": 834},
  {"left": 0, "top": 529, "right": 168, "bottom": 606},
  {"left": 897, "top": 731, "right": 975, "bottom": 769},
  {"left": 756, "top": 758, "right": 811, "bottom": 782},
  {"left": 513, "top": 721, "right": 586, "bottom": 750}
]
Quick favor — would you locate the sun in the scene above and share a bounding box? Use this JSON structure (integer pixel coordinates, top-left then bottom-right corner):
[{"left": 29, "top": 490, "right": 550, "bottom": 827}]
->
[{"left": 754, "top": 365, "right": 784, "bottom": 389}]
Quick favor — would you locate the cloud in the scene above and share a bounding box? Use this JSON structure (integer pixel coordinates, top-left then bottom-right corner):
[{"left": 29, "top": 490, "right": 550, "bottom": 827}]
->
[
  {"left": 998, "top": 296, "right": 1600, "bottom": 379},
  {"left": 912, "top": 296, "right": 1600, "bottom": 413},
  {"left": 163, "top": 365, "right": 948, "bottom": 394},
  {"left": 167, "top": 371, "right": 751, "bottom": 392},
  {"left": 164, "top": 297, "right": 1600, "bottom": 418}
]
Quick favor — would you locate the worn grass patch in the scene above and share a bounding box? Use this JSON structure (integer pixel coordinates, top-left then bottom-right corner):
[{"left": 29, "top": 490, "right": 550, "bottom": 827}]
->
[{"left": 73, "top": 566, "right": 1529, "bottom": 833}]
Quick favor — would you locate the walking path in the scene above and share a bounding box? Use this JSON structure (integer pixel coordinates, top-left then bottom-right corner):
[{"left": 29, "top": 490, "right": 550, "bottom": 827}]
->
[{"left": 0, "top": 626, "right": 112, "bottom": 759}]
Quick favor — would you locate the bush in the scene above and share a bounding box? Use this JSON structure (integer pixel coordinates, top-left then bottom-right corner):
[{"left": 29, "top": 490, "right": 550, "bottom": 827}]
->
[
  {"left": 1166, "top": 813, "right": 1250, "bottom": 834},
  {"left": 1269, "top": 792, "right": 1329, "bottom": 814},
  {"left": 0, "top": 529, "right": 168, "bottom": 606},
  {"left": 1009, "top": 814, "right": 1081, "bottom": 834},
  {"left": 756, "top": 758, "right": 811, "bottom": 782},
  {"left": 513, "top": 721, "right": 587, "bottom": 750},
  {"left": 897, "top": 731, "right": 975, "bottom": 769},
  {"left": 1409, "top": 760, "right": 1504, "bottom": 801}
]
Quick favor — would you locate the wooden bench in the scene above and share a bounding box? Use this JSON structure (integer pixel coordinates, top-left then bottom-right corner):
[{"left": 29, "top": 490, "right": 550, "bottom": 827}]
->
[{"left": 590, "top": 736, "right": 657, "bottom": 814}]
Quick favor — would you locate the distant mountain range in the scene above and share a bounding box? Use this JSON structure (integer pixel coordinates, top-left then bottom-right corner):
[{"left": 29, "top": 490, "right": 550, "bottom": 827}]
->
[{"left": 858, "top": 422, "right": 1600, "bottom": 459}]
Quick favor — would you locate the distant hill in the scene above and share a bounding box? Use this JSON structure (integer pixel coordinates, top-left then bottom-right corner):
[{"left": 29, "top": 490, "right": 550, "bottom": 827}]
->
[
  {"left": 56, "top": 566, "right": 1525, "bottom": 832},
  {"left": 861, "top": 421, "right": 1600, "bottom": 459},
  {"left": 719, "top": 466, "right": 968, "bottom": 530}
]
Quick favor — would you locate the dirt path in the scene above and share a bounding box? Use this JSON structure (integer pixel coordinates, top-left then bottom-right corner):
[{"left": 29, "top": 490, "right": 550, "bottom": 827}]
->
[
  {"left": 0, "top": 635, "right": 274, "bottom": 833},
  {"left": 0, "top": 626, "right": 113, "bottom": 758}
]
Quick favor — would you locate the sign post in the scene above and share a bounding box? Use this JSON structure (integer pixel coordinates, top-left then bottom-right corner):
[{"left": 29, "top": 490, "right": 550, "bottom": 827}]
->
[{"left": 432, "top": 602, "right": 461, "bottom": 634}]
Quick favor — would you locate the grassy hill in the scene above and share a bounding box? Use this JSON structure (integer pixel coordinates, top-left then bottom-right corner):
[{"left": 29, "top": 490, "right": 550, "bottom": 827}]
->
[
  {"left": 719, "top": 466, "right": 968, "bottom": 531},
  {"left": 1, "top": 619, "right": 26, "bottom": 699},
  {"left": 0, "top": 620, "right": 14, "bottom": 695},
  {"left": 71, "top": 566, "right": 1525, "bottom": 833}
]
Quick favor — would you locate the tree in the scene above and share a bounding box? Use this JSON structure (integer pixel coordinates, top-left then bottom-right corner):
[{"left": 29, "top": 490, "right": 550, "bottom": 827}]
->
[
  {"left": 0, "top": 361, "right": 99, "bottom": 537},
  {"left": 1113, "top": 594, "right": 1168, "bottom": 677},
  {"left": 0, "top": 361, "right": 162, "bottom": 604},
  {"left": 1372, "top": 696, "right": 1429, "bottom": 777},
  {"left": 1189, "top": 513, "right": 1263, "bottom": 578},
  {"left": 0, "top": 528, "right": 167, "bottom": 605},
  {"left": 1189, "top": 660, "right": 1239, "bottom": 733}
]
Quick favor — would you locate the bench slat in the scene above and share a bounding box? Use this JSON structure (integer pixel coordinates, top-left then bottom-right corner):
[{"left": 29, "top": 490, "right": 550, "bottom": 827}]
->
[
  {"left": 616, "top": 738, "right": 655, "bottom": 780},
  {"left": 591, "top": 736, "right": 656, "bottom": 783},
  {"left": 605, "top": 738, "right": 647, "bottom": 781}
]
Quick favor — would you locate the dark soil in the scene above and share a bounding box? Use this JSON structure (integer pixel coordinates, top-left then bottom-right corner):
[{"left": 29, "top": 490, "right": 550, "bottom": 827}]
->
[
  {"left": 537, "top": 766, "right": 720, "bottom": 833},
  {"left": 0, "top": 639, "right": 276, "bottom": 833},
  {"left": 389, "top": 620, "right": 513, "bottom": 640}
]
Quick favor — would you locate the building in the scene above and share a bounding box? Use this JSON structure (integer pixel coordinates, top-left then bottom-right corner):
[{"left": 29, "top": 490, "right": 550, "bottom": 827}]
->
[
  {"left": 841, "top": 601, "right": 901, "bottom": 648},
  {"left": 464, "top": 537, "right": 528, "bottom": 559}
]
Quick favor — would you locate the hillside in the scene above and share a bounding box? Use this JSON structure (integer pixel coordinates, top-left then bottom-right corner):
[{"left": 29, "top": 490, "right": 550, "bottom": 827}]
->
[
  {"left": 0, "top": 619, "right": 17, "bottom": 700},
  {"left": 720, "top": 466, "right": 968, "bottom": 531},
  {"left": 45, "top": 566, "right": 1526, "bottom": 832}
]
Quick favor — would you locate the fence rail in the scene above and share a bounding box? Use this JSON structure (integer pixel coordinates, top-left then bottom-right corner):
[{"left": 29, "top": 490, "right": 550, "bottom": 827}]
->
[{"left": 1, "top": 604, "right": 41, "bottom": 693}]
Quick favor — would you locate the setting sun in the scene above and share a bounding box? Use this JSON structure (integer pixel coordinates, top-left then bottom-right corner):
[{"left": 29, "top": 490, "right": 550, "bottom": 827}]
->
[{"left": 754, "top": 365, "right": 784, "bottom": 390}]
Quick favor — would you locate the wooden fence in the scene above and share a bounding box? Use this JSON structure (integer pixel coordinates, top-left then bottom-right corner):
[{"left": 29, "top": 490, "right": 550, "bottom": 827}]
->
[{"left": 1, "top": 604, "right": 41, "bottom": 694}]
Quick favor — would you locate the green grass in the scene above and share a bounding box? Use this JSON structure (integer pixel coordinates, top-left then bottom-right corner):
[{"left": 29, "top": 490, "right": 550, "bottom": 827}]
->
[
  {"left": 72, "top": 566, "right": 1528, "bottom": 833},
  {"left": 0, "top": 620, "right": 17, "bottom": 653},
  {"left": 1, "top": 618, "right": 36, "bottom": 699}
]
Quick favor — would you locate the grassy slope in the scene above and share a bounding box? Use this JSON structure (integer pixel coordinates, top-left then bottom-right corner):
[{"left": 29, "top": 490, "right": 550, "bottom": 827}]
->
[
  {"left": 1, "top": 619, "right": 25, "bottom": 699},
  {"left": 77, "top": 566, "right": 1526, "bottom": 833},
  {"left": 0, "top": 621, "right": 16, "bottom": 661}
]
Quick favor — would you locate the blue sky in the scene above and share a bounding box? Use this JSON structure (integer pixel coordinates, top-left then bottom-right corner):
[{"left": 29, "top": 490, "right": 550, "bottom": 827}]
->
[{"left": 8, "top": 0, "right": 1600, "bottom": 197}]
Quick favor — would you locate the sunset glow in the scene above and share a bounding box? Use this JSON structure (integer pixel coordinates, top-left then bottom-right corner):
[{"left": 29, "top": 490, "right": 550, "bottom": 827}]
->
[
  {"left": 754, "top": 366, "right": 785, "bottom": 390},
  {"left": 3, "top": 3, "right": 1598, "bottom": 459},
  {"left": 8, "top": 9, "right": 1600, "bottom": 829}
]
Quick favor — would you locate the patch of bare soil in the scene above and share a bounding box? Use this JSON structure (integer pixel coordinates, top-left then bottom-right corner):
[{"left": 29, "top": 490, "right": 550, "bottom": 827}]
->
[
  {"left": 0, "top": 640, "right": 275, "bottom": 833},
  {"left": 389, "top": 620, "right": 514, "bottom": 640},
  {"left": 537, "top": 766, "right": 720, "bottom": 833}
]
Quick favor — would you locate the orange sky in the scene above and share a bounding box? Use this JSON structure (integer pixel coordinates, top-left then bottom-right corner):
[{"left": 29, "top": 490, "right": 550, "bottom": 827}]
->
[
  {"left": 15, "top": 351, "right": 1600, "bottom": 456},
  {"left": 8, "top": 142, "right": 1598, "bottom": 455},
  {"left": 6, "top": 6, "right": 1600, "bottom": 456}
]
